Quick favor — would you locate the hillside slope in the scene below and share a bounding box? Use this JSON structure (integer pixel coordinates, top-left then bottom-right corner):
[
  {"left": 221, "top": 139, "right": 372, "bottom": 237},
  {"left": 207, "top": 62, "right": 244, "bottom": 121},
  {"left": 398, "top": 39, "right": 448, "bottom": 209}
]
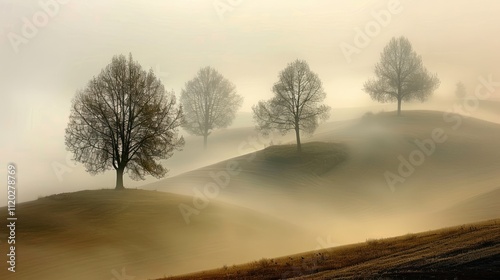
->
[
  {"left": 0, "top": 190, "right": 313, "bottom": 280},
  {"left": 145, "top": 110, "right": 500, "bottom": 242},
  {"left": 161, "top": 219, "right": 500, "bottom": 280}
]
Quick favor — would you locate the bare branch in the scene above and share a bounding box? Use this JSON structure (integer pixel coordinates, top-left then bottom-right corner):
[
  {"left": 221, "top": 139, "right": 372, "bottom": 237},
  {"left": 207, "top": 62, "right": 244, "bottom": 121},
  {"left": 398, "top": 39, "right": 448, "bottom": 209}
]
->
[
  {"left": 181, "top": 66, "right": 243, "bottom": 149},
  {"left": 363, "top": 37, "right": 440, "bottom": 115},
  {"left": 253, "top": 60, "right": 331, "bottom": 151},
  {"left": 65, "top": 54, "right": 184, "bottom": 189}
]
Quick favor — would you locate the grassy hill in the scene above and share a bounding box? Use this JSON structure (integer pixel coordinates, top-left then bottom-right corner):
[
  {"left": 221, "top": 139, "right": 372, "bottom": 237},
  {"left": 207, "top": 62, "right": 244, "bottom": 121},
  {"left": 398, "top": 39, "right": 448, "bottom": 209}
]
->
[
  {"left": 0, "top": 189, "right": 313, "bottom": 280},
  {"left": 160, "top": 219, "right": 500, "bottom": 279},
  {"left": 2, "top": 110, "right": 499, "bottom": 280},
  {"left": 262, "top": 142, "right": 348, "bottom": 175},
  {"left": 145, "top": 110, "right": 500, "bottom": 242}
]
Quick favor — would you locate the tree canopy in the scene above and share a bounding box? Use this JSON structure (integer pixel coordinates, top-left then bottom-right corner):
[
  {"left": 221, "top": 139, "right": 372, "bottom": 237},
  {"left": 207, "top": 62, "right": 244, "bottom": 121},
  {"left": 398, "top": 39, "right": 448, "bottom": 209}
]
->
[
  {"left": 253, "top": 59, "right": 330, "bottom": 153},
  {"left": 363, "top": 36, "right": 440, "bottom": 116},
  {"left": 65, "top": 54, "right": 184, "bottom": 189},
  {"left": 181, "top": 66, "right": 243, "bottom": 149}
]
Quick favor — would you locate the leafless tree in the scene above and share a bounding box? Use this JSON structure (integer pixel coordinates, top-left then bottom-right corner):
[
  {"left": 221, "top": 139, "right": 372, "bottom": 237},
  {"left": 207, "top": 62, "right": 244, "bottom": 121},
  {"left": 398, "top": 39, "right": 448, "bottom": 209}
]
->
[
  {"left": 253, "top": 59, "right": 330, "bottom": 153},
  {"left": 363, "top": 36, "right": 440, "bottom": 116},
  {"left": 181, "top": 66, "right": 243, "bottom": 149},
  {"left": 65, "top": 54, "right": 184, "bottom": 190}
]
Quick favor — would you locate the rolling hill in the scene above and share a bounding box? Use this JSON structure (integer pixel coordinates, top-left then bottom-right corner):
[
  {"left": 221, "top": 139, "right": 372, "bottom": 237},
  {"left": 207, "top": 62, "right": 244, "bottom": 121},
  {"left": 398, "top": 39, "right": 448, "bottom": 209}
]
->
[
  {"left": 0, "top": 190, "right": 314, "bottom": 280},
  {"left": 145, "top": 110, "right": 500, "bottom": 243},
  {"left": 2, "top": 110, "right": 499, "bottom": 280}
]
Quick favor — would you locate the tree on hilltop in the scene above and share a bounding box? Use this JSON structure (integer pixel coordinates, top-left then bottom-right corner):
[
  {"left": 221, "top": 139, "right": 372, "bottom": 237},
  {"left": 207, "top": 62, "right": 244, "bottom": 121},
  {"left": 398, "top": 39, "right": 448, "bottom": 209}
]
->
[
  {"left": 363, "top": 36, "right": 440, "bottom": 116},
  {"left": 65, "top": 54, "right": 184, "bottom": 190},
  {"left": 181, "top": 66, "right": 243, "bottom": 149},
  {"left": 253, "top": 59, "right": 330, "bottom": 153}
]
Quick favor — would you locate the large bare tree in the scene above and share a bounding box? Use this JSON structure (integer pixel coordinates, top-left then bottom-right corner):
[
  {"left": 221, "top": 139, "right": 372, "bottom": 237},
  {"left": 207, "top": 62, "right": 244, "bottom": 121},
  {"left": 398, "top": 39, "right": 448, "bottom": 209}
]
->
[
  {"left": 253, "top": 59, "right": 330, "bottom": 153},
  {"left": 363, "top": 36, "right": 440, "bottom": 116},
  {"left": 65, "top": 54, "right": 184, "bottom": 190},
  {"left": 181, "top": 66, "right": 242, "bottom": 149}
]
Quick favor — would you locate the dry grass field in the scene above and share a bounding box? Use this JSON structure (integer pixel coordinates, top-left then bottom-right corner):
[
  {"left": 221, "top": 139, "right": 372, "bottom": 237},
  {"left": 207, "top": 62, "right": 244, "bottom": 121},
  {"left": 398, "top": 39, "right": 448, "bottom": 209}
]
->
[{"left": 162, "top": 219, "right": 500, "bottom": 279}]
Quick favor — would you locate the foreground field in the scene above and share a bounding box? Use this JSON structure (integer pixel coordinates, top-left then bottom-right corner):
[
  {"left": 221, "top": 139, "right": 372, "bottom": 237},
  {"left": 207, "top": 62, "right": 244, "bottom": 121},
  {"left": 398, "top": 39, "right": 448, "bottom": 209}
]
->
[
  {"left": 162, "top": 219, "right": 500, "bottom": 280},
  {"left": 0, "top": 189, "right": 312, "bottom": 280}
]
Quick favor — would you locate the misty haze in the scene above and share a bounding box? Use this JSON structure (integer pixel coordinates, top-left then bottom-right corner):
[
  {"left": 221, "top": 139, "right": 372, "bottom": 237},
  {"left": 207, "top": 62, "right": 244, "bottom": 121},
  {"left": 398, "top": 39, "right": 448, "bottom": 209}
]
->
[{"left": 1, "top": 1, "right": 499, "bottom": 279}]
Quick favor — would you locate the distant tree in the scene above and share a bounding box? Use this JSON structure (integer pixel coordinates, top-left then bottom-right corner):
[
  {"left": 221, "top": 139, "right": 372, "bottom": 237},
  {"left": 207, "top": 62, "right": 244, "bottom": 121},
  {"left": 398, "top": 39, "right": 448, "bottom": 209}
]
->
[
  {"left": 181, "top": 66, "right": 243, "bottom": 149},
  {"left": 253, "top": 59, "right": 330, "bottom": 153},
  {"left": 363, "top": 36, "right": 440, "bottom": 116},
  {"left": 455, "top": 81, "right": 467, "bottom": 98},
  {"left": 65, "top": 54, "right": 184, "bottom": 190}
]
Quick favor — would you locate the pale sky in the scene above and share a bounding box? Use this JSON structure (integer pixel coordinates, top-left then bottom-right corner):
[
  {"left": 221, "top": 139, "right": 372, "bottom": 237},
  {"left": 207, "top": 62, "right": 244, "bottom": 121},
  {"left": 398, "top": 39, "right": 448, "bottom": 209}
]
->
[{"left": 1, "top": 0, "right": 499, "bottom": 203}]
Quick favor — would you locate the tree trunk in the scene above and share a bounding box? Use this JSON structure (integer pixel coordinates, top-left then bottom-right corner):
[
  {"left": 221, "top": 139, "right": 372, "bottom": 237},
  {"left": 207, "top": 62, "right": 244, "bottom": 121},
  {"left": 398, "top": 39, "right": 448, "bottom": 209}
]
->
[
  {"left": 115, "top": 166, "right": 125, "bottom": 190},
  {"left": 203, "top": 134, "right": 208, "bottom": 150},
  {"left": 295, "top": 127, "right": 302, "bottom": 154},
  {"left": 397, "top": 98, "right": 402, "bottom": 116}
]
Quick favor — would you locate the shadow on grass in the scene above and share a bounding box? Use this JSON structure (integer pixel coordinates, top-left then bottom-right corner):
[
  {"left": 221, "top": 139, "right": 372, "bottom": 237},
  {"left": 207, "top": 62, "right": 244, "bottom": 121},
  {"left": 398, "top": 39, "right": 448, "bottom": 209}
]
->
[{"left": 262, "top": 141, "right": 348, "bottom": 175}]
